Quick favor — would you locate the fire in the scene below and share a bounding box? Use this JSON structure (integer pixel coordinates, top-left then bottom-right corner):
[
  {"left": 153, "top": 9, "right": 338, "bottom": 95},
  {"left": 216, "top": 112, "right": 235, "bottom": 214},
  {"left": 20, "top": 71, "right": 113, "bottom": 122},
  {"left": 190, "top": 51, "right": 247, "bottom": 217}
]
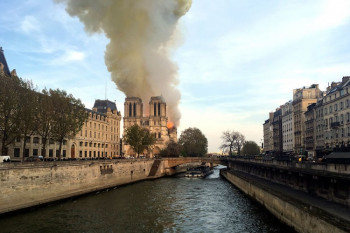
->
[{"left": 167, "top": 121, "right": 174, "bottom": 129}]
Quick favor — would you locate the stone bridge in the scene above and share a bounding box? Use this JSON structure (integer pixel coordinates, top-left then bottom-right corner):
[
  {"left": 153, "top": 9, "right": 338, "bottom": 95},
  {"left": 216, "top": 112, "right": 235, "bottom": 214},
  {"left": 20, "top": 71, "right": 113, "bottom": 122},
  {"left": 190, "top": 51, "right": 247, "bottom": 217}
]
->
[{"left": 161, "top": 157, "right": 228, "bottom": 175}]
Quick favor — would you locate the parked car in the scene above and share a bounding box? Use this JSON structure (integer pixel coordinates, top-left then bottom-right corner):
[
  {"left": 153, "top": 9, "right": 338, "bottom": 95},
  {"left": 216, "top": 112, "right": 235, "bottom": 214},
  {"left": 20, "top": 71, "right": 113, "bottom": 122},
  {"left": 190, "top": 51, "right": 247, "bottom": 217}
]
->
[{"left": 25, "top": 156, "right": 43, "bottom": 162}]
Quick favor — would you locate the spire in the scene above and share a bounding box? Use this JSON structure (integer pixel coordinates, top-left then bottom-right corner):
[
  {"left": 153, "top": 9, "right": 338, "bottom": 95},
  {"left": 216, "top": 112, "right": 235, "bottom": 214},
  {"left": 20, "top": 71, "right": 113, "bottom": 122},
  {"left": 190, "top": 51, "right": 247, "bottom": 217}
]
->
[{"left": 0, "top": 47, "right": 11, "bottom": 76}]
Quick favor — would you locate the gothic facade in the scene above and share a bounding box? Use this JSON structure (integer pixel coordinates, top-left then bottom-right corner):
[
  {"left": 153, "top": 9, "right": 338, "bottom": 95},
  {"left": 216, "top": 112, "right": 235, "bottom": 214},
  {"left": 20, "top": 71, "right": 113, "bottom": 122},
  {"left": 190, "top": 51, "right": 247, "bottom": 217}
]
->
[{"left": 123, "top": 96, "right": 177, "bottom": 157}]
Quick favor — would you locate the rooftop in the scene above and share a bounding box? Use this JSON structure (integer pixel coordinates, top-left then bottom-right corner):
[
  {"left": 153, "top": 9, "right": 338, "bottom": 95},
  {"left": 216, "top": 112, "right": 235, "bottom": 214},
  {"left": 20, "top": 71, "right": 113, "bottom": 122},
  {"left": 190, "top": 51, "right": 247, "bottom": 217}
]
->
[
  {"left": 93, "top": 99, "right": 118, "bottom": 114},
  {"left": 0, "top": 47, "right": 10, "bottom": 76}
]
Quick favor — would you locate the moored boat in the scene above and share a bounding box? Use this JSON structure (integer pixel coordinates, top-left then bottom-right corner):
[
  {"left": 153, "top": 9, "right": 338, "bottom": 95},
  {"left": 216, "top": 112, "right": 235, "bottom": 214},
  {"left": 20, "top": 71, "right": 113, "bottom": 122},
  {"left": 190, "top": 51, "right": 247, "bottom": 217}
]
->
[{"left": 184, "top": 165, "right": 213, "bottom": 178}]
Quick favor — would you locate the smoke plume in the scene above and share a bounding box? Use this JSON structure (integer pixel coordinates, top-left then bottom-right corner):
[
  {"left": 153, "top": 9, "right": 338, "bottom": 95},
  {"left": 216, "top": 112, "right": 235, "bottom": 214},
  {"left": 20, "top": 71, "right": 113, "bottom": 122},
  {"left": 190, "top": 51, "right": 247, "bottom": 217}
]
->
[{"left": 56, "top": 0, "right": 192, "bottom": 126}]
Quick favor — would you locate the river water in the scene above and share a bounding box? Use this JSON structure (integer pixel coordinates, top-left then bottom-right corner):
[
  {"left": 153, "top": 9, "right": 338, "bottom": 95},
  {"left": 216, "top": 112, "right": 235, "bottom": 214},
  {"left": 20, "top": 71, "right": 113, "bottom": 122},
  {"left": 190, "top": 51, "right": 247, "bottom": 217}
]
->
[{"left": 0, "top": 166, "right": 295, "bottom": 233}]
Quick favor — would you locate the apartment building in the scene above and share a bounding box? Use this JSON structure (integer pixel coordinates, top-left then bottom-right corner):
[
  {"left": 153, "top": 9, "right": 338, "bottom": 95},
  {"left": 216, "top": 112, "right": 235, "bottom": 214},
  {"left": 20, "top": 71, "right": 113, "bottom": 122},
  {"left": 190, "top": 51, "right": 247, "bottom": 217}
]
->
[
  {"left": 323, "top": 77, "right": 350, "bottom": 151},
  {"left": 292, "top": 84, "right": 322, "bottom": 155},
  {"left": 281, "top": 101, "right": 294, "bottom": 153}
]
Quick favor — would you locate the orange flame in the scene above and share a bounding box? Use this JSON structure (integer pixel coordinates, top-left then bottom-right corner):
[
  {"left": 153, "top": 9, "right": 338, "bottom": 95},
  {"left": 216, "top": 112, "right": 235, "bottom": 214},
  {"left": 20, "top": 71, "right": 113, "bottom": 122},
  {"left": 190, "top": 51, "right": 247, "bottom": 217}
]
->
[{"left": 167, "top": 121, "right": 174, "bottom": 129}]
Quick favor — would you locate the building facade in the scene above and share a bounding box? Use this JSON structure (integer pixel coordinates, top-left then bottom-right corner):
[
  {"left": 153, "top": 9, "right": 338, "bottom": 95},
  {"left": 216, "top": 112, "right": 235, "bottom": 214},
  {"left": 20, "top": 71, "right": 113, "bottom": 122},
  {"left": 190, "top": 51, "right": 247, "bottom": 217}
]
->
[
  {"left": 272, "top": 108, "right": 282, "bottom": 155},
  {"left": 281, "top": 101, "right": 294, "bottom": 153},
  {"left": 7, "top": 100, "right": 122, "bottom": 160},
  {"left": 323, "top": 77, "right": 350, "bottom": 152},
  {"left": 123, "top": 96, "right": 177, "bottom": 157},
  {"left": 292, "top": 84, "right": 322, "bottom": 155},
  {"left": 305, "top": 103, "right": 316, "bottom": 157}
]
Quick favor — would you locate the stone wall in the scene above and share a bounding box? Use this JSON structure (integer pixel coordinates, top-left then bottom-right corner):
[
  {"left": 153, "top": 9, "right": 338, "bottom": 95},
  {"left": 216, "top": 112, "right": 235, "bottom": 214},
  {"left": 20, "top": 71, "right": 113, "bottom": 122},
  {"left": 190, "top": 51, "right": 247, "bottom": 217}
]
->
[
  {"left": 221, "top": 170, "right": 349, "bottom": 233},
  {"left": 0, "top": 159, "right": 165, "bottom": 215}
]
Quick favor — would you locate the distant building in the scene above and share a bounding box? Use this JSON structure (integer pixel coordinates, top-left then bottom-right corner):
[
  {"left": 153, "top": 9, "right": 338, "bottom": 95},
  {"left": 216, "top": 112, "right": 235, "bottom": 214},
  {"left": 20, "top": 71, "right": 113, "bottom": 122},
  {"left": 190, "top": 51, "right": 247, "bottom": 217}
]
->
[
  {"left": 263, "top": 112, "right": 274, "bottom": 154},
  {"left": 292, "top": 84, "right": 322, "bottom": 155},
  {"left": 123, "top": 96, "right": 177, "bottom": 157},
  {"left": 323, "top": 77, "right": 350, "bottom": 152},
  {"left": 272, "top": 108, "right": 282, "bottom": 155},
  {"left": 281, "top": 101, "right": 294, "bottom": 154},
  {"left": 8, "top": 100, "right": 122, "bottom": 160},
  {"left": 73, "top": 100, "right": 122, "bottom": 159},
  {"left": 305, "top": 103, "right": 316, "bottom": 157}
]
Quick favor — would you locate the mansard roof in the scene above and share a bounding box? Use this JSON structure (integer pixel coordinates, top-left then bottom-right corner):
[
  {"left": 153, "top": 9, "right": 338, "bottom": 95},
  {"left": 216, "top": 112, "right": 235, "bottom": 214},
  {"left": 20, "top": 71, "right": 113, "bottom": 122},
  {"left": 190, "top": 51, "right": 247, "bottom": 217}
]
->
[
  {"left": 0, "top": 47, "right": 10, "bottom": 76},
  {"left": 326, "top": 76, "right": 350, "bottom": 95},
  {"left": 93, "top": 99, "right": 118, "bottom": 113}
]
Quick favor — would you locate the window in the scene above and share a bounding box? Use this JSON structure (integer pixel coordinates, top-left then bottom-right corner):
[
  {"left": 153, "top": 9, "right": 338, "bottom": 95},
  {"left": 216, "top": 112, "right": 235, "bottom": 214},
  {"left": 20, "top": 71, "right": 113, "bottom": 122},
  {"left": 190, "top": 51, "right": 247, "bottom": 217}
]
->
[
  {"left": 80, "top": 141, "right": 83, "bottom": 147},
  {"left": 16, "top": 137, "right": 21, "bottom": 142},
  {"left": 341, "top": 102, "right": 344, "bottom": 109},
  {"left": 79, "top": 151, "right": 82, "bottom": 157},
  {"left": 56, "top": 150, "right": 59, "bottom": 157},
  {"left": 335, "top": 104, "right": 338, "bottom": 112},
  {"left": 49, "top": 149, "right": 53, "bottom": 157},
  {"left": 85, "top": 142, "right": 88, "bottom": 147},
  {"left": 14, "top": 148, "right": 20, "bottom": 157},
  {"left": 63, "top": 150, "right": 66, "bottom": 157},
  {"left": 33, "top": 149, "right": 38, "bottom": 156},
  {"left": 329, "top": 106, "right": 332, "bottom": 113},
  {"left": 89, "top": 151, "right": 92, "bottom": 157},
  {"left": 84, "top": 151, "right": 87, "bottom": 157},
  {"left": 63, "top": 140, "right": 67, "bottom": 145},
  {"left": 26, "top": 136, "right": 31, "bottom": 143},
  {"left": 25, "top": 149, "right": 29, "bottom": 157},
  {"left": 49, "top": 139, "right": 55, "bottom": 144}
]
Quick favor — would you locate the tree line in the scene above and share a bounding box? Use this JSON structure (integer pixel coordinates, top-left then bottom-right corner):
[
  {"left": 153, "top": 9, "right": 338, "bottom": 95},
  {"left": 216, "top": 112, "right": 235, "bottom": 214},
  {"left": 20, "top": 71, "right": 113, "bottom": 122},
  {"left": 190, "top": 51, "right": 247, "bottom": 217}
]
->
[
  {"left": 0, "top": 72, "right": 87, "bottom": 159},
  {"left": 124, "top": 125, "right": 208, "bottom": 157},
  {"left": 219, "top": 130, "right": 260, "bottom": 156}
]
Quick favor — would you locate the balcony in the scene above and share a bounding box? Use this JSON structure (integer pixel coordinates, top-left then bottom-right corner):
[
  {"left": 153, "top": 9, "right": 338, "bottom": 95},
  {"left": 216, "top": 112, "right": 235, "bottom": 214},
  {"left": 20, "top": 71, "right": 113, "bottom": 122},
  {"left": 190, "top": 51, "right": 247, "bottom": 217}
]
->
[{"left": 331, "top": 122, "right": 340, "bottom": 128}]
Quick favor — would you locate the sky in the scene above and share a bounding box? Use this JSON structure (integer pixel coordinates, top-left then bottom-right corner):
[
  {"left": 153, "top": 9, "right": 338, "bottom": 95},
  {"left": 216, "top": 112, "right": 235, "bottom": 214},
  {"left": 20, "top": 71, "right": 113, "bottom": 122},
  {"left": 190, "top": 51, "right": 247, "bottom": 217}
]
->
[{"left": 1, "top": 0, "right": 350, "bottom": 152}]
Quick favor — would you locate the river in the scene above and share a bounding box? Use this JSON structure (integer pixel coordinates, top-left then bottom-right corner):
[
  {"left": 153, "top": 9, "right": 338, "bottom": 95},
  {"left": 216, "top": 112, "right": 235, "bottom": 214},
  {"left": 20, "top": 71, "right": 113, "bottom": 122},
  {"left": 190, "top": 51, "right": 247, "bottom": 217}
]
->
[{"left": 0, "top": 166, "right": 296, "bottom": 233}]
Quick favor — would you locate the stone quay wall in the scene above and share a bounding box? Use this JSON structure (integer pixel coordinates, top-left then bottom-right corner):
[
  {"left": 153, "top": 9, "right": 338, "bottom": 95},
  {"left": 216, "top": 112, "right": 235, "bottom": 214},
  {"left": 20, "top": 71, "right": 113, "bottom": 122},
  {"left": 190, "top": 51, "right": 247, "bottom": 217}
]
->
[
  {"left": 0, "top": 159, "right": 165, "bottom": 215},
  {"left": 221, "top": 169, "right": 350, "bottom": 233}
]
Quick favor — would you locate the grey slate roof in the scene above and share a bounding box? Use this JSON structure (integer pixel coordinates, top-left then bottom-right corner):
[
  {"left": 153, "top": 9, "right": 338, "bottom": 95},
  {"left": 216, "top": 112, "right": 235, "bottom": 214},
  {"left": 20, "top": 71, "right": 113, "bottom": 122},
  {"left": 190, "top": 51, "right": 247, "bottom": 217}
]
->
[
  {"left": 326, "top": 152, "right": 350, "bottom": 159},
  {"left": 93, "top": 99, "right": 118, "bottom": 113},
  {"left": 0, "top": 47, "right": 10, "bottom": 76},
  {"left": 327, "top": 77, "right": 350, "bottom": 95}
]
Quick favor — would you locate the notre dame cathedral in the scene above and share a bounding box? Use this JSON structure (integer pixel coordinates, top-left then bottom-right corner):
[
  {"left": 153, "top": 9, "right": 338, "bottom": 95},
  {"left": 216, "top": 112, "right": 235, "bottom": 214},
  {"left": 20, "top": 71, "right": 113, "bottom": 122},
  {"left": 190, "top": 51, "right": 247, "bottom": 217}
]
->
[{"left": 123, "top": 96, "right": 177, "bottom": 157}]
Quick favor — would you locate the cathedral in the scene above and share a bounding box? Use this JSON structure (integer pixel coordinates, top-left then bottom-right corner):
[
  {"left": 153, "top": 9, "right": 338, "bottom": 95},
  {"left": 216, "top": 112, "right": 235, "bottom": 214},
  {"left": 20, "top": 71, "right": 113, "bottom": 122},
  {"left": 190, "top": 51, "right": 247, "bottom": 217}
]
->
[{"left": 123, "top": 96, "right": 177, "bottom": 157}]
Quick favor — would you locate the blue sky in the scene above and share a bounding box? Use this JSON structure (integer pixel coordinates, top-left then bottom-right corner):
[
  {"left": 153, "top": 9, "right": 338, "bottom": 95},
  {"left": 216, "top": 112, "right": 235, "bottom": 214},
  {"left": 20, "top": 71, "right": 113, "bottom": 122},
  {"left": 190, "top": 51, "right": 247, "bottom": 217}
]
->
[{"left": 1, "top": 0, "right": 350, "bottom": 152}]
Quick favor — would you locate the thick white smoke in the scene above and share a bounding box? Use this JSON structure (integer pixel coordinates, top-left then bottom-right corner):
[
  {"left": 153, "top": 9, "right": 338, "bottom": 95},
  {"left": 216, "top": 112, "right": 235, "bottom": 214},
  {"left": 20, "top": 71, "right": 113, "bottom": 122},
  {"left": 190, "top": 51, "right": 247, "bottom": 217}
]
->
[{"left": 55, "top": 0, "right": 192, "bottom": 126}]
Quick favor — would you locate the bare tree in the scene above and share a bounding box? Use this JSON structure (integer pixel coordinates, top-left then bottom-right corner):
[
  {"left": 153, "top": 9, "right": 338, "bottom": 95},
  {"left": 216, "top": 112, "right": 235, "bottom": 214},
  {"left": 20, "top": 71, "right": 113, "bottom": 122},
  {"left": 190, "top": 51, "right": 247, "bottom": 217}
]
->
[{"left": 219, "top": 130, "right": 245, "bottom": 156}]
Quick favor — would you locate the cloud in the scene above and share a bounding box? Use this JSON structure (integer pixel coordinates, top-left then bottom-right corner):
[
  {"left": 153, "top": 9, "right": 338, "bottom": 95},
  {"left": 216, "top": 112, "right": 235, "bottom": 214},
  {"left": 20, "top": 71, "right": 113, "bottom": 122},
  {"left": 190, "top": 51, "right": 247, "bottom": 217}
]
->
[{"left": 20, "top": 15, "right": 41, "bottom": 34}]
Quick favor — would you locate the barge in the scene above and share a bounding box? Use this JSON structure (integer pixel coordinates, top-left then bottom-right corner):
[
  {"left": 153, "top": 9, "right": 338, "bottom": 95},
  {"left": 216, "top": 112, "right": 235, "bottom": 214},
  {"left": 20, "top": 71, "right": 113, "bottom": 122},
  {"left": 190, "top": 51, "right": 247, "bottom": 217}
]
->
[{"left": 184, "top": 165, "right": 213, "bottom": 178}]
